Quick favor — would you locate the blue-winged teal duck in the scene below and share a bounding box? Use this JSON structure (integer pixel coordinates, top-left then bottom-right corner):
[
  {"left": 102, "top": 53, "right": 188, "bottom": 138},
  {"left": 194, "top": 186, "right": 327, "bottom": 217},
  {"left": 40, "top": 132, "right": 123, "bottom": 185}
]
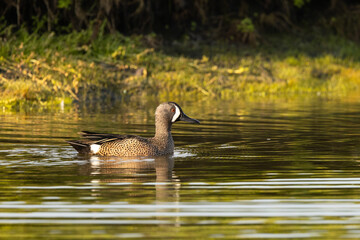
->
[{"left": 67, "top": 102, "right": 200, "bottom": 156}]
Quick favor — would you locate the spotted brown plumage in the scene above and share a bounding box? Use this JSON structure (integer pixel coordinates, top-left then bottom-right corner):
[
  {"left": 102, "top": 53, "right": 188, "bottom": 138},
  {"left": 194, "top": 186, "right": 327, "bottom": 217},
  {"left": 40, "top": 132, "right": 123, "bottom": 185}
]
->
[{"left": 67, "top": 102, "right": 200, "bottom": 157}]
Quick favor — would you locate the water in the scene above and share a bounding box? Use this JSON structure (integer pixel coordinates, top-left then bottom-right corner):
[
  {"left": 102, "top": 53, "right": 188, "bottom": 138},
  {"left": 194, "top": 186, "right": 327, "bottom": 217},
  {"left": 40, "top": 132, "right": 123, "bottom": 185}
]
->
[{"left": 1, "top": 98, "right": 360, "bottom": 239}]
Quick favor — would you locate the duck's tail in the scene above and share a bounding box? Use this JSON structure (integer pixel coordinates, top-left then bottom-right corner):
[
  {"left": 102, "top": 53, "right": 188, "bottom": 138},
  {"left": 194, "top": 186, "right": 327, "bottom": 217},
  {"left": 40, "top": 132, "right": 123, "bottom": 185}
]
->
[{"left": 67, "top": 140, "right": 91, "bottom": 154}]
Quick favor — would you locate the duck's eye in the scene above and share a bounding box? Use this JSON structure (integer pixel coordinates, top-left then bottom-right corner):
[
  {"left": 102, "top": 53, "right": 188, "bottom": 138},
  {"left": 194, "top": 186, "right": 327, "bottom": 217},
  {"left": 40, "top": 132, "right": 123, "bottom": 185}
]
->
[{"left": 171, "top": 108, "right": 175, "bottom": 113}]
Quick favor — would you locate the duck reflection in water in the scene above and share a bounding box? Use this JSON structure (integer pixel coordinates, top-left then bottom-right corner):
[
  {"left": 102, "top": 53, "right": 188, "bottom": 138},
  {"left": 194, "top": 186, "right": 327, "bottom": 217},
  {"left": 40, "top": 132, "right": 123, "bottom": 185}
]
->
[{"left": 78, "top": 154, "right": 180, "bottom": 202}]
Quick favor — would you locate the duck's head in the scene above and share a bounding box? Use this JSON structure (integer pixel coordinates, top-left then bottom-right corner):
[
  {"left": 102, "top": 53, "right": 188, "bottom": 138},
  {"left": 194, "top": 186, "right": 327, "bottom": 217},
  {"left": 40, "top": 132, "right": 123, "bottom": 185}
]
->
[{"left": 155, "top": 102, "right": 200, "bottom": 124}]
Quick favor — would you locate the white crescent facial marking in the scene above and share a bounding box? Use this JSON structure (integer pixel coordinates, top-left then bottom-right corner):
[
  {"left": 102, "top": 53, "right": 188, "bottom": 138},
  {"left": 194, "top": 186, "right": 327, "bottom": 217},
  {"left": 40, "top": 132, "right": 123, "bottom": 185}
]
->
[
  {"left": 90, "top": 144, "right": 101, "bottom": 154},
  {"left": 171, "top": 105, "right": 181, "bottom": 123}
]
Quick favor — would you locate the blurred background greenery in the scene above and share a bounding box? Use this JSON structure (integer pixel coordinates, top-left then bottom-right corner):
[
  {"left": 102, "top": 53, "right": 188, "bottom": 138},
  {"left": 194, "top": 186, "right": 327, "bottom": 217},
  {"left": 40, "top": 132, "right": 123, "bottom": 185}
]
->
[{"left": 1, "top": 0, "right": 360, "bottom": 110}]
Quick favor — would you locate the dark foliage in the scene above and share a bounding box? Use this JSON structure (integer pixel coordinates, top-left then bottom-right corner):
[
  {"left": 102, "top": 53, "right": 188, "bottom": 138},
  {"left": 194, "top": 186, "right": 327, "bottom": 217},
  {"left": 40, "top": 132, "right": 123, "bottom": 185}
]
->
[{"left": 1, "top": 0, "right": 360, "bottom": 42}]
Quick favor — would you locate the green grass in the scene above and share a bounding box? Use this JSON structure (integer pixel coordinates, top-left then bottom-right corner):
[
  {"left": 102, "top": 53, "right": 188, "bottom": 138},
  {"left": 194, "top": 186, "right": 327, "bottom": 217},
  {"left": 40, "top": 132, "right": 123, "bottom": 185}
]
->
[{"left": 1, "top": 26, "right": 360, "bottom": 110}]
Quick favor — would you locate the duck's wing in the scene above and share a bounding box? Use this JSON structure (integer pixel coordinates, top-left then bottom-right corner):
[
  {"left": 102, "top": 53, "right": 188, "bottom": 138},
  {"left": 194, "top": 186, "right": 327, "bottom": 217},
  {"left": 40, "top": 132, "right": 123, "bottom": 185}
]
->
[
  {"left": 67, "top": 131, "right": 130, "bottom": 154},
  {"left": 78, "top": 131, "right": 129, "bottom": 143}
]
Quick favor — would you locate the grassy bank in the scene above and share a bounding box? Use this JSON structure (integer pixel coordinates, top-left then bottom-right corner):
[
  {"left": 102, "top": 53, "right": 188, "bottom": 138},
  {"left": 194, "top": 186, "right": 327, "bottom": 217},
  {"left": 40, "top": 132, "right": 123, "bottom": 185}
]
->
[{"left": 1, "top": 27, "right": 360, "bottom": 109}]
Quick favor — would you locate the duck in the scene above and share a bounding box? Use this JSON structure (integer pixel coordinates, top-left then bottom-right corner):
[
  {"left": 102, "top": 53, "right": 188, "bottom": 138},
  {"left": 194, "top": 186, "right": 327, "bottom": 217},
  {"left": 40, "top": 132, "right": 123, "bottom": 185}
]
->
[{"left": 67, "top": 102, "right": 200, "bottom": 156}]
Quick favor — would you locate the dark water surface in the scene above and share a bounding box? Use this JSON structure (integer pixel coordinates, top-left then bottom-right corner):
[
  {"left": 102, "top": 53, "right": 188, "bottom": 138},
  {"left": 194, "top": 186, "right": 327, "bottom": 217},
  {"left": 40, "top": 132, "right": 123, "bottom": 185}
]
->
[{"left": 1, "top": 98, "right": 360, "bottom": 239}]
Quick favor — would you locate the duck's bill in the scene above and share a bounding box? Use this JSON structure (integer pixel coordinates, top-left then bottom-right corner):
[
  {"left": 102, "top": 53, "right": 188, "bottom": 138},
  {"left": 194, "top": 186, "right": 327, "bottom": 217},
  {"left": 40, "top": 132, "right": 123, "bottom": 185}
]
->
[{"left": 180, "top": 114, "right": 200, "bottom": 124}]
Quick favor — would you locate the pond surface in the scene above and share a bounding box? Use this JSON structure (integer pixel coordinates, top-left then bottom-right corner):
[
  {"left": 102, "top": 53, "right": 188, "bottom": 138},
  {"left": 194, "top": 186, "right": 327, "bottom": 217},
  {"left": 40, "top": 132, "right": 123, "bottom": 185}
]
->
[{"left": 1, "top": 98, "right": 360, "bottom": 239}]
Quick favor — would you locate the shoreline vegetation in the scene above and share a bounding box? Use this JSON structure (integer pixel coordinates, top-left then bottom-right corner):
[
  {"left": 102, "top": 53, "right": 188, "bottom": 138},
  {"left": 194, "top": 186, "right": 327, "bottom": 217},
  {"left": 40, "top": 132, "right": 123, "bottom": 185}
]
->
[
  {"left": 2, "top": 0, "right": 360, "bottom": 111},
  {"left": 1, "top": 27, "right": 360, "bottom": 110}
]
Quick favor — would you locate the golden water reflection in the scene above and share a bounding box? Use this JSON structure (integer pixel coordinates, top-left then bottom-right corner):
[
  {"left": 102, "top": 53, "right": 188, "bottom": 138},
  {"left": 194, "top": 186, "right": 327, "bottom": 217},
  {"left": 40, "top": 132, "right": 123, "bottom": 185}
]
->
[{"left": 78, "top": 155, "right": 180, "bottom": 203}]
